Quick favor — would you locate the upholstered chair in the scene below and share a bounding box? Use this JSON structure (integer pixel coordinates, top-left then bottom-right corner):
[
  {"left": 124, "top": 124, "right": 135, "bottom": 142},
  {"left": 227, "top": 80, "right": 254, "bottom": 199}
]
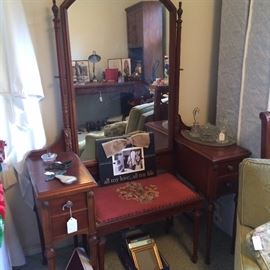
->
[
  {"left": 235, "top": 158, "right": 270, "bottom": 270},
  {"left": 79, "top": 102, "right": 155, "bottom": 161}
]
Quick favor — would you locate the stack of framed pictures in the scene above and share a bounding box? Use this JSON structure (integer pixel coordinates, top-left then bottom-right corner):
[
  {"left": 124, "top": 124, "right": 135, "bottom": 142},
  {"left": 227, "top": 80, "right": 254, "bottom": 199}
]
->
[{"left": 118, "top": 229, "right": 170, "bottom": 270}]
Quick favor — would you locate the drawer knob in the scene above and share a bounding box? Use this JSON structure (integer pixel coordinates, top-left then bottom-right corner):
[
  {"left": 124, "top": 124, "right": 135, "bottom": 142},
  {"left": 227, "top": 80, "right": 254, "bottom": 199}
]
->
[
  {"left": 225, "top": 182, "right": 232, "bottom": 188},
  {"left": 227, "top": 165, "right": 234, "bottom": 172},
  {"left": 62, "top": 200, "right": 73, "bottom": 211}
]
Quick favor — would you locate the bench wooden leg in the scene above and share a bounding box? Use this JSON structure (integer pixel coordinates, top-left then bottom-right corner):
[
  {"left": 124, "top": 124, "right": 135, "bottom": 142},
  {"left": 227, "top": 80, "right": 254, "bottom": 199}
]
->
[
  {"left": 192, "top": 209, "right": 201, "bottom": 263},
  {"left": 165, "top": 216, "right": 174, "bottom": 233},
  {"left": 98, "top": 236, "right": 106, "bottom": 270},
  {"left": 89, "top": 234, "right": 99, "bottom": 270}
]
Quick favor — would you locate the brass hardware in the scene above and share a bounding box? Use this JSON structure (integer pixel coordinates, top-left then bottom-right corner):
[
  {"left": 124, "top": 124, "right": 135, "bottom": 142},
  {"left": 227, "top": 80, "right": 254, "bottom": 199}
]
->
[
  {"left": 225, "top": 182, "right": 232, "bottom": 188},
  {"left": 227, "top": 165, "right": 234, "bottom": 172}
]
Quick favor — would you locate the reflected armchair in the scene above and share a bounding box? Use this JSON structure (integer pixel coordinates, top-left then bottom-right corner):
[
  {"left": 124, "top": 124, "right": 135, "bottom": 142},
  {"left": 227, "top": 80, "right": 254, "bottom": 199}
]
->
[{"left": 79, "top": 101, "right": 157, "bottom": 161}]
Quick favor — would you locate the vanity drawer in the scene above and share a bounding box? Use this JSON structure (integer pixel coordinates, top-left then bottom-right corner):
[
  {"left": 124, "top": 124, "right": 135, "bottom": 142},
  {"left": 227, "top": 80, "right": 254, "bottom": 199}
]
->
[
  {"left": 216, "top": 175, "right": 238, "bottom": 197},
  {"left": 50, "top": 193, "right": 87, "bottom": 216},
  {"left": 51, "top": 210, "right": 89, "bottom": 239},
  {"left": 215, "top": 160, "right": 241, "bottom": 176}
]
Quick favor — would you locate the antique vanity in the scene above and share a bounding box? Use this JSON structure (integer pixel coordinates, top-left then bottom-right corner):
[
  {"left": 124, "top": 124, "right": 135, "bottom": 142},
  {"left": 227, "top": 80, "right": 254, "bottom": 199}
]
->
[
  {"left": 26, "top": 1, "right": 189, "bottom": 270},
  {"left": 26, "top": 1, "right": 253, "bottom": 269}
]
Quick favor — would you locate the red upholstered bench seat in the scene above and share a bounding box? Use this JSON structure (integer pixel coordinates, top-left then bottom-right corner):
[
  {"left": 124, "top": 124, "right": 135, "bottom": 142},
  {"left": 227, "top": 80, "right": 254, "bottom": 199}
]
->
[
  {"left": 93, "top": 173, "right": 203, "bottom": 270},
  {"left": 94, "top": 173, "right": 202, "bottom": 233}
]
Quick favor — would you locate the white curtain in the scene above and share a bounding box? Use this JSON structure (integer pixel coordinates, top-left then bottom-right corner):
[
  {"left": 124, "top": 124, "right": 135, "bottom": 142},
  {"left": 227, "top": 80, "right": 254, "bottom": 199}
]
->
[{"left": 0, "top": 0, "right": 46, "bottom": 267}]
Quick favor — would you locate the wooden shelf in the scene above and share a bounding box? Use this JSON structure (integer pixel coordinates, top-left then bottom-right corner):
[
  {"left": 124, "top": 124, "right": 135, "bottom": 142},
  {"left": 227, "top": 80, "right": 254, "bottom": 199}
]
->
[{"left": 74, "top": 81, "right": 147, "bottom": 96}]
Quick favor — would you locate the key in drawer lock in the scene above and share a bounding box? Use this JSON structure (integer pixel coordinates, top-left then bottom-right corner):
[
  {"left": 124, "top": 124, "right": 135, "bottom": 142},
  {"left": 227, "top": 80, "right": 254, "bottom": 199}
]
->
[
  {"left": 62, "top": 200, "right": 73, "bottom": 211},
  {"left": 62, "top": 200, "right": 78, "bottom": 234}
]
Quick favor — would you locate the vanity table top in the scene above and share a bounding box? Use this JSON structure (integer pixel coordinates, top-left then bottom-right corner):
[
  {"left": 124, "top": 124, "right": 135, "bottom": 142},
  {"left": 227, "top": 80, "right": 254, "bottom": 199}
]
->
[
  {"left": 175, "top": 131, "right": 251, "bottom": 163},
  {"left": 27, "top": 151, "right": 97, "bottom": 201}
]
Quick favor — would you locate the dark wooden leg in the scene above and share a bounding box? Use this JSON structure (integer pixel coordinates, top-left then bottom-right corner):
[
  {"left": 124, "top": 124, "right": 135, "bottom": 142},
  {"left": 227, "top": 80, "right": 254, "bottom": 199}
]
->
[
  {"left": 191, "top": 209, "right": 201, "bottom": 263},
  {"left": 231, "top": 194, "right": 238, "bottom": 254},
  {"left": 205, "top": 202, "right": 214, "bottom": 264},
  {"left": 98, "top": 237, "right": 106, "bottom": 270},
  {"left": 45, "top": 247, "right": 56, "bottom": 270},
  {"left": 74, "top": 235, "right": 79, "bottom": 247},
  {"left": 165, "top": 216, "right": 174, "bottom": 233},
  {"left": 83, "top": 234, "right": 88, "bottom": 254},
  {"left": 89, "top": 234, "right": 99, "bottom": 270}
]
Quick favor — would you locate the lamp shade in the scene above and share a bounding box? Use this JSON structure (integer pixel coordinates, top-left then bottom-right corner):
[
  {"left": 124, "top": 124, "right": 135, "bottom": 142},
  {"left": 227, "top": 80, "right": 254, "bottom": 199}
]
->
[{"left": 88, "top": 51, "right": 101, "bottom": 63}]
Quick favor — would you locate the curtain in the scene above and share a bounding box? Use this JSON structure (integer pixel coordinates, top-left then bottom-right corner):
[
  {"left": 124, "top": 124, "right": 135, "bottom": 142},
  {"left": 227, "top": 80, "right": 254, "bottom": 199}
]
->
[{"left": 0, "top": 0, "right": 46, "bottom": 266}]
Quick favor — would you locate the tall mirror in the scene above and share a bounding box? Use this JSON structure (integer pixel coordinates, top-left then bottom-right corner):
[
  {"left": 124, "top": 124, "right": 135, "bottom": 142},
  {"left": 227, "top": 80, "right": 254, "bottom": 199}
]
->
[{"left": 52, "top": 0, "right": 181, "bottom": 172}]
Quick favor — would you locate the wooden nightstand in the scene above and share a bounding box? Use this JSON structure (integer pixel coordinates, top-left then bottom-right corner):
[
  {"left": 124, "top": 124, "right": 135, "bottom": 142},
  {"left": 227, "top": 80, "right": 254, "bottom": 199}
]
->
[
  {"left": 27, "top": 151, "right": 97, "bottom": 270},
  {"left": 175, "top": 132, "right": 250, "bottom": 264}
]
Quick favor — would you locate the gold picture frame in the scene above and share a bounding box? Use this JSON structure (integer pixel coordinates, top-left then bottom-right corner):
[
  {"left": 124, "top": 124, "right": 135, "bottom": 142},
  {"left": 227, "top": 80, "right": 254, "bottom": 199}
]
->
[
  {"left": 129, "top": 241, "right": 163, "bottom": 270},
  {"left": 108, "top": 58, "right": 122, "bottom": 71}
]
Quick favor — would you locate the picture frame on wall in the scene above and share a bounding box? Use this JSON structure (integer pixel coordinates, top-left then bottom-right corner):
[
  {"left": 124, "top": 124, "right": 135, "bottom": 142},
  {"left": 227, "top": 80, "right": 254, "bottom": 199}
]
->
[
  {"left": 121, "top": 58, "right": 131, "bottom": 77},
  {"left": 73, "top": 60, "right": 90, "bottom": 83},
  {"left": 108, "top": 58, "right": 122, "bottom": 72},
  {"left": 71, "top": 61, "right": 77, "bottom": 83}
]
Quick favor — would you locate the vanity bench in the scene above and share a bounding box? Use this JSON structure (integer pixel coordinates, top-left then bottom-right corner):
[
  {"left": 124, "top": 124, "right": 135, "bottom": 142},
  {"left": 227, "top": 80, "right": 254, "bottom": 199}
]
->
[{"left": 94, "top": 172, "right": 203, "bottom": 270}]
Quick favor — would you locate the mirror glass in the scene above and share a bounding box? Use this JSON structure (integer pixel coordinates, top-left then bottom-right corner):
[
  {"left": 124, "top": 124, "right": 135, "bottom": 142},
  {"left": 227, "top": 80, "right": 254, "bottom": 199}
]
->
[{"left": 68, "top": 0, "right": 170, "bottom": 162}]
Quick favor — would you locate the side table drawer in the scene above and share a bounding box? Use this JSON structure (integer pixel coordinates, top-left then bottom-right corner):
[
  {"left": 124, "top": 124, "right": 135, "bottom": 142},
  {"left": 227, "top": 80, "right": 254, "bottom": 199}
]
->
[
  {"left": 48, "top": 193, "right": 89, "bottom": 239},
  {"left": 50, "top": 193, "right": 87, "bottom": 216},
  {"left": 216, "top": 175, "right": 238, "bottom": 197},
  {"left": 51, "top": 210, "right": 89, "bottom": 238},
  {"left": 216, "top": 160, "right": 240, "bottom": 176}
]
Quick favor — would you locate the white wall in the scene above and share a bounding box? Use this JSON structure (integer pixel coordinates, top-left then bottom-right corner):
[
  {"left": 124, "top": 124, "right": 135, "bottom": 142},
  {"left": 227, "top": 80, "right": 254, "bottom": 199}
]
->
[
  {"left": 178, "top": 0, "right": 221, "bottom": 125},
  {"left": 10, "top": 0, "right": 220, "bottom": 255},
  {"left": 69, "top": 0, "right": 138, "bottom": 80}
]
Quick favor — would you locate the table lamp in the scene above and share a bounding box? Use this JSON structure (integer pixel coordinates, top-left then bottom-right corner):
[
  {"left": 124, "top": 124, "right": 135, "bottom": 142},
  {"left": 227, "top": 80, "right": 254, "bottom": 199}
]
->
[{"left": 88, "top": 51, "right": 101, "bottom": 82}]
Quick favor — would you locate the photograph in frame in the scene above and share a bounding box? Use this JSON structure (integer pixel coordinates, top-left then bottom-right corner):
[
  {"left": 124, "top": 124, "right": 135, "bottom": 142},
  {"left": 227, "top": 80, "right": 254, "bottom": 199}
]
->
[
  {"left": 74, "top": 60, "right": 90, "bottom": 83},
  {"left": 112, "top": 146, "right": 145, "bottom": 176},
  {"left": 108, "top": 58, "right": 122, "bottom": 72},
  {"left": 121, "top": 58, "right": 131, "bottom": 77},
  {"left": 71, "top": 61, "right": 77, "bottom": 83},
  {"left": 96, "top": 133, "right": 156, "bottom": 186}
]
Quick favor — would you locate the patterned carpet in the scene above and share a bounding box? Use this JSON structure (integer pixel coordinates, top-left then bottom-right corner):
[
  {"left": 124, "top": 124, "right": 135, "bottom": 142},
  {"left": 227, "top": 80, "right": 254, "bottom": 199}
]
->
[{"left": 15, "top": 215, "right": 234, "bottom": 270}]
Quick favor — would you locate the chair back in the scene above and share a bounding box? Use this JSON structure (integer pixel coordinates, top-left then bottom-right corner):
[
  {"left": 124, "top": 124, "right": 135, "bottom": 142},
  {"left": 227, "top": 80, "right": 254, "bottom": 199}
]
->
[{"left": 238, "top": 158, "right": 270, "bottom": 228}]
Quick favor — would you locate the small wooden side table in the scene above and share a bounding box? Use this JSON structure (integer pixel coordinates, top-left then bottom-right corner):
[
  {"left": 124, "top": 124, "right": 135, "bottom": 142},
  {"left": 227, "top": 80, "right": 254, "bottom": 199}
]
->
[
  {"left": 175, "top": 133, "right": 250, "bottom": 263},
  {"left": 27, "top": 151, "right": 97, "bottom": 270}
]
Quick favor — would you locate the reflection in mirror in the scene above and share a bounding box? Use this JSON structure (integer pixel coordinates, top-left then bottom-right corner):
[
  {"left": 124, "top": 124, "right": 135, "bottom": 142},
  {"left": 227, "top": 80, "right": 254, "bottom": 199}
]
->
[{"left": 68, "top": 0, "right": 170, "bottom": 162}]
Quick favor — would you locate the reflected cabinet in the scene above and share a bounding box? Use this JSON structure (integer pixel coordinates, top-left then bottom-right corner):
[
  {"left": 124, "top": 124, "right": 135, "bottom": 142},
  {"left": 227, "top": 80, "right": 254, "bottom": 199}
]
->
[{"left": 126, "top": 1, "right": 164, "bottom": 83}]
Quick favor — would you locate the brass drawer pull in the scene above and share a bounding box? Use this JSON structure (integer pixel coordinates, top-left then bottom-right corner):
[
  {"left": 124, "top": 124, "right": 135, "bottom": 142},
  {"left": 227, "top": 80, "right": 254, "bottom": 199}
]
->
[
  {"left": 227, "top": 165, "right": 234, "bottom": 172},
  {"left": 225, "top": 182, "right": 232, "bottom": 188}
]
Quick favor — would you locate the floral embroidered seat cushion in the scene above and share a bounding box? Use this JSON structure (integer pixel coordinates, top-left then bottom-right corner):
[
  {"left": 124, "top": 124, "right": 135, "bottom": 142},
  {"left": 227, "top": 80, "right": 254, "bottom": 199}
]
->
[{"left": 93, "top": 173, "right": 201, "bottom": 224}]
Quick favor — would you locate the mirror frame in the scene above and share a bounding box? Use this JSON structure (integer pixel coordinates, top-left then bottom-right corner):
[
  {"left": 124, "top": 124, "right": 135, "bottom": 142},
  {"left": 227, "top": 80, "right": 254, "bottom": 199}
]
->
[{"left": 52, "top": 0, "right": 182, "bottom": 171}]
